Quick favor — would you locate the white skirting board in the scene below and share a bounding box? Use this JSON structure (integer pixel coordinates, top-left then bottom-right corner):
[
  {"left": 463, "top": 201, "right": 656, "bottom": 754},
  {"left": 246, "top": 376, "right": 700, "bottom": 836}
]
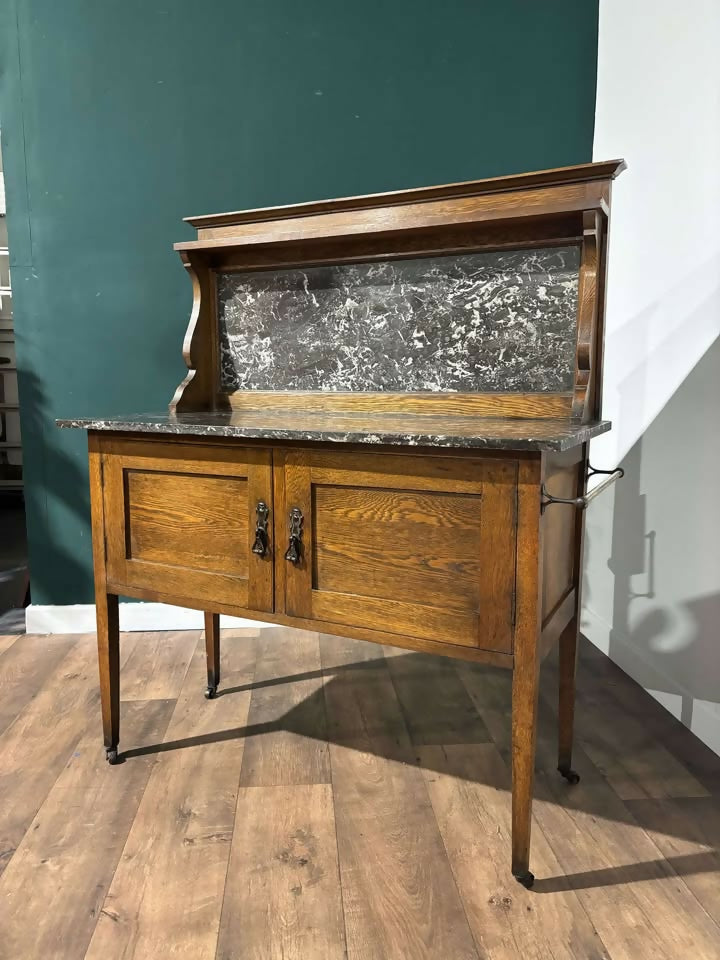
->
[{"left": 25, "top": 603, "right": 272, "bottom": 635}]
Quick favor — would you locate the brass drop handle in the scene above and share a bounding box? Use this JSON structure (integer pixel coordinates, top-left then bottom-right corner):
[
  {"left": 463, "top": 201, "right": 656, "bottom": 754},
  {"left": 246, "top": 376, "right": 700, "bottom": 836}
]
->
[
  {"left": 252, "top": 501, "right": 270, "bottom": 557},
  {"left": 284, "top": 507, "right": 303, "bottom": 565}
]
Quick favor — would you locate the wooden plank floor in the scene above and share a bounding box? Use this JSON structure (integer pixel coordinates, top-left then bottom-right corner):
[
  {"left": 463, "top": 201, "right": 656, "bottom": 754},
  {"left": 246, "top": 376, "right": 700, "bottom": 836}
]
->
[{"left": 0, "top": 628, "right": 718, "bottom": 960}]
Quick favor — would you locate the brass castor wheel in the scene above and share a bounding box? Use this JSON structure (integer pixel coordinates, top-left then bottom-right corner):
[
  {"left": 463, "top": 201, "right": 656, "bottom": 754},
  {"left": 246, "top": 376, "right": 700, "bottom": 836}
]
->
[
  {"left": 205, "top": 685, "right": 217, "bottom": 699},
  {"left": 513, "top": 870, "right": 535, "bottom": 889},
  {"left": 558, "top": 766, "right": 580, "bottom": 785},
  {"left": 106, "top": 747, "right": 120, "bottom": 765}
]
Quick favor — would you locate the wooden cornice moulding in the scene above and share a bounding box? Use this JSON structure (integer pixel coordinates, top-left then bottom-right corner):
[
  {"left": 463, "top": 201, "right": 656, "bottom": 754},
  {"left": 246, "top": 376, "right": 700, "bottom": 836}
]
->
[
  {"left": 183, "top": 159, "right": 626, "bottom": 232},
  {"left": 176, "top": 182, "right": 611, "bottom": 251}
]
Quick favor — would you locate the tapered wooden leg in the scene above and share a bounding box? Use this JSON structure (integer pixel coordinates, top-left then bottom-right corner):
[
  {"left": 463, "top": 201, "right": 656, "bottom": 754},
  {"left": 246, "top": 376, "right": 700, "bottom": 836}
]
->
[
  {"left": 558, "top": 617, "right": 581, "bottom": 784},
  {"left": 204, "top": 612, "right": 220, "bottom": 699},
  {"left": 97, "top": 591, "right": 120, "bottom": 764},
  {"left": 89, "top": 435, "right": 121, "bottom": 764},
  {"left": 511, "top": 654, "right": 540, "bottom": 888},
  {"left": 557, "top": 444, "right": 587, "bottom": 786},
  {"left": 511, "top": 457, "right": 543, "bottom": 888}
]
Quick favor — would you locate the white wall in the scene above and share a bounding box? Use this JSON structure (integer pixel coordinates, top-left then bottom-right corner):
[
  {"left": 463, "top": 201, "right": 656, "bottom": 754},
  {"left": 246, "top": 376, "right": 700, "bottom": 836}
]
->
[{"left": 585, "top": 0, "right": 720, "bottom": 753}]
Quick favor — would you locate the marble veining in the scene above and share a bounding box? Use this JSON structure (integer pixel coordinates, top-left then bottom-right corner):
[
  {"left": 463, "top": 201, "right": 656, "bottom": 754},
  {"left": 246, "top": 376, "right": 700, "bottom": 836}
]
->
[
  {"left": 56, "top": 412, "right": 610, "bottom": 452},
  {"left": 217, "top": 247, "right": 580, "bottom": 394}
]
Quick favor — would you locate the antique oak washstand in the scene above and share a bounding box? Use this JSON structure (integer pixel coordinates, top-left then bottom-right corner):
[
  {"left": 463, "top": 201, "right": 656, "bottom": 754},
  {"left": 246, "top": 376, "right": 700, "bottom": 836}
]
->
[{"left": 59, "top": 160, "right": 626, "bottom": 886}]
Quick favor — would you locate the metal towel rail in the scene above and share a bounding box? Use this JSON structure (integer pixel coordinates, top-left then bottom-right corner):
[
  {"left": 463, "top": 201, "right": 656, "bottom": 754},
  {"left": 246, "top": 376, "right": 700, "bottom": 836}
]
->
[{"left": 541, "top": 465, "right": 624, "bottom": 512}]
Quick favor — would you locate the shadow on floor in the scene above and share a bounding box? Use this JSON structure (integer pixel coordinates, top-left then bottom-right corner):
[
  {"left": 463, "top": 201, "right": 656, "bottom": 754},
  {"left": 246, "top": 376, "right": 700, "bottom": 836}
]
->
[
  {"left": 0, "top": 492, "right": 28, "bottom": 623},
  {"left": 119, "top": 631, "right": 720, "bottom": 892}
]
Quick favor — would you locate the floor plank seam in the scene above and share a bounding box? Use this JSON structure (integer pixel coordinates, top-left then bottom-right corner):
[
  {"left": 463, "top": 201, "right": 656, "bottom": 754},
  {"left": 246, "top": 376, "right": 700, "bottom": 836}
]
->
[
  {"left": 214, "top": 635, "right": 261, "bottom": 960},
  {"left": 319, "top": 639, "right": 351, "bottom": 960},
  {"left": 3, "top": 631, "right": 719, "bottom": 960},
  {"left": 382, "top": 649, "right": 482, "bottom": 960},
  {"left": 453, "top": 660, "right": 620, "bottom": 960},
  {"left": 80, "top": 697, "right": 180, "bottom": 959},
  {"left": 536, "top": 668, "right": 720, "bottom": 951},
  {"left": 0, "top": 634, "right": 81, "bottom": 744}
]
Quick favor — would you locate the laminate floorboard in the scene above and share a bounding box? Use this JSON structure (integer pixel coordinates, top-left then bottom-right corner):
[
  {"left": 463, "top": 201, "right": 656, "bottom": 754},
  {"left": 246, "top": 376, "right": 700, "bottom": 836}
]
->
[{"left": 0, "top": 630, "right": 716, "bottom": 960}]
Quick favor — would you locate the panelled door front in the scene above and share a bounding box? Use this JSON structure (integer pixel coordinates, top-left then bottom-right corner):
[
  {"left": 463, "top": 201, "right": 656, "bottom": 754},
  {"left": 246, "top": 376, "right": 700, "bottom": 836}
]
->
[
  {"left": 102, "top": 438, "right": 273, "bottom": 611},
  {"left": 279, "top": 449, "right": 517, "bottom": 653}
]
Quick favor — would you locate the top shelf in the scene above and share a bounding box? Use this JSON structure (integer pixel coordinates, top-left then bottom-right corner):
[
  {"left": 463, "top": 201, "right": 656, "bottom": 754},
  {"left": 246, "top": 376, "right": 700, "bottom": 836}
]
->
[
  {"left": 184, "top": 160, "right": 627, "bottom": 231},
  {"left": 166, "top": 161, "right": 626, "bottom": 428},
  {"left": 175, "top": 159, "right": 626, "bottom": 252}
]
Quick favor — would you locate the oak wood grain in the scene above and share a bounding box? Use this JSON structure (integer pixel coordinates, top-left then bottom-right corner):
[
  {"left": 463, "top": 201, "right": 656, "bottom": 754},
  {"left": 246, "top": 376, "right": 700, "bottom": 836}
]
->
[
  {"left": 572, "top": 211, "right": 601, "bottom": 420},
  {"left": 541, "top": 458, "right": 578, "bottom": 622},
  {"left": 510, "top": 457, "right": 543, "bottom": 879},
  {"left": 216, "top": 785, "right": 346, "bottom": 960},
  {"left": 89, "top": 435, "right": 120, "bottom": 755},
  {"left": 228, "top": 389, "right": 573, "bottom": 419},
  {"left": 166, "top": 159, "right": 621, "bottom": 485},
  {"left": 312, "top": 485, "right": 484, "bottom": 612},
  {"left": 283, "top": 448, "right": 516, "bottom": 654},
  {"left": 0, "top": 699, "right": 173, "bottom": 960},
  {"left": 0, "top": 634, "right": 19, "bottom": 657},
  {"left": 126, "top": 471, "right": 250, "bottom": 576},
  {"left": 0, "top": 630, "right": 718, "bottom": 960},
  {"left": 534, "top": 750, "right": 720, "bottom": 960},
  {"left": 312, "top": 589, "right": 481, "bottom": 649},
  {"left": 101, "top": 439, "right": 273, "bottom": 612},
  {"left": 85, "top": 632, "right": 256, "bottom": 960},
  {"left": 169, "top": 252, "right": 216, "bottom": 415},
  {"left": 320, "top": 635, "right": 478, "bottom": 959},
  {"left": 578, "top": 639, "right": 720, "bottom": 797},
  {"left": 206, "top": 215, "right": 584, "bottom": 277},
  {"left": 383, "top": 648, "right": 491, "bottom": 746},
  {"left": 623, "top": 796, "right": 720, "bottom": 926},
  {"left": 185, "top": 160, "right": 625, "bottom": 230},
  {"left": 103, "top": 579, "right": 515, "bottom": 669},
  {"left": 119, "top": 630, "right": 198, "bottom": 702},
  {"left": 176, "top": 181, "right": 608, "bottom": 251},
  {"left": 419, "top": 743, "right": 611, "bottom": 960},
  {"left": 204, "top": 612, "right": 220, "bottom": 693},
  {"left": 0, "top": 633, "right": 138, "bottom": 878},
  {"left": 545, "top": 654, "right": 710, "bottom": 801},
  {"left": 238, "top": 628, "right": 330, "bottom": 787},
  {"left": 0, "top": 633, "right": 76, "bottom": 737}
]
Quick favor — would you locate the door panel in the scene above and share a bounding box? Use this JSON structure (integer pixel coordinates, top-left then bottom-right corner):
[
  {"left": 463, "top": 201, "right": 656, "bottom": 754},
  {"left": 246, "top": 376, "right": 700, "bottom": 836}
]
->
[
  {"left": 125, "top": 471, "right": 249, "bottom": 577},
  {"left": 280, "top": 449, "right": 517, "bottom": 653},
  {"left": 311, "top": 486, "right": 483, "bottom": 612},
  {"left": 102, "top": 439, "right": 273, "bottom": 611}
]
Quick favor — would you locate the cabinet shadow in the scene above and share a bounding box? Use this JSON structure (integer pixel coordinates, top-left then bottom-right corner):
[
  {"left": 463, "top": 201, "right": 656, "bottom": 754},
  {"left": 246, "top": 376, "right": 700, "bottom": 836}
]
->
[{"left": 120, "top": 630, "right": 720, "bottom": 894}]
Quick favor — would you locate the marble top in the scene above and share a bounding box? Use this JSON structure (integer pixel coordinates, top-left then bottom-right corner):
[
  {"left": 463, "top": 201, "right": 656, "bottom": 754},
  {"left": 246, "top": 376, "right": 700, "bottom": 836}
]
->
[{"left": 57, "top": 410, "right": 610, "bottom": 452}]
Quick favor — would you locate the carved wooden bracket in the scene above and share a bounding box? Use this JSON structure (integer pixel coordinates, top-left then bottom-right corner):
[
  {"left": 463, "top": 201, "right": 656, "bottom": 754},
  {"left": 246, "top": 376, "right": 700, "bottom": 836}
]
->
[
  {"left": 572, "top": 210, "right": 602, "bottom": 421},
  {"left": 169, "top": 252, "right": 216, "bottom": 415}
]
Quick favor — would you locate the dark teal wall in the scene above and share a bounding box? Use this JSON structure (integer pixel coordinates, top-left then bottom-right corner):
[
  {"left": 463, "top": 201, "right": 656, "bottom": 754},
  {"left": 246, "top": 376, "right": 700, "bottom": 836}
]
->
[{"left": 0, "top": 0, "right": 599, "bottom": 605}]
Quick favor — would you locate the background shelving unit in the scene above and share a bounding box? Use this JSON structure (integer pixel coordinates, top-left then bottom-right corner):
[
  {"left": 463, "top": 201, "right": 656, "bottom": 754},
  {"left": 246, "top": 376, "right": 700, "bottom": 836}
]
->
[{"left": 0, "top": 150, "right": 23, "bottom": 492}]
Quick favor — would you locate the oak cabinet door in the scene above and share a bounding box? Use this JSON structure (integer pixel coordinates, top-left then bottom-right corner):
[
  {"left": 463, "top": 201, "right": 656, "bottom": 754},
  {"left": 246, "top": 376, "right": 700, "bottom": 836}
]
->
[
  {"left": 102, "top": 439, "right": 273, "bottom": 611},
  {"left": 279, "top": 450, "right": 517, "bottom": 653}
]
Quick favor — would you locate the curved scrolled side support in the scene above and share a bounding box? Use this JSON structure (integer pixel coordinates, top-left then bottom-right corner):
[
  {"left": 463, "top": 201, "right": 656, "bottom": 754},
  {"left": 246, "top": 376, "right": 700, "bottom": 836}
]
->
[
  {"left": 169, "top": 251, "right": 215, "bottom": 415},
  {"left": 572, "top": 210, "right": 602, "bottom": 421}
]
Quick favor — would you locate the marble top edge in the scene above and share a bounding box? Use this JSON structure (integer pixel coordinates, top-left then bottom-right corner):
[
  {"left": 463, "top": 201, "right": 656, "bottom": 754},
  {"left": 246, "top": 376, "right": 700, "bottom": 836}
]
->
[{"left": 56, "top": 413, "right": 610, "bottom": 452}]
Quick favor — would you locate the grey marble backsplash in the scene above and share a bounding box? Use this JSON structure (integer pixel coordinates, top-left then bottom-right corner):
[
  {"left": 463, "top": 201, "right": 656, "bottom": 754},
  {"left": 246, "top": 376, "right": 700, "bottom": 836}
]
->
[{"left": 217, "top": 246, "right": 580, "bottom": 394}]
